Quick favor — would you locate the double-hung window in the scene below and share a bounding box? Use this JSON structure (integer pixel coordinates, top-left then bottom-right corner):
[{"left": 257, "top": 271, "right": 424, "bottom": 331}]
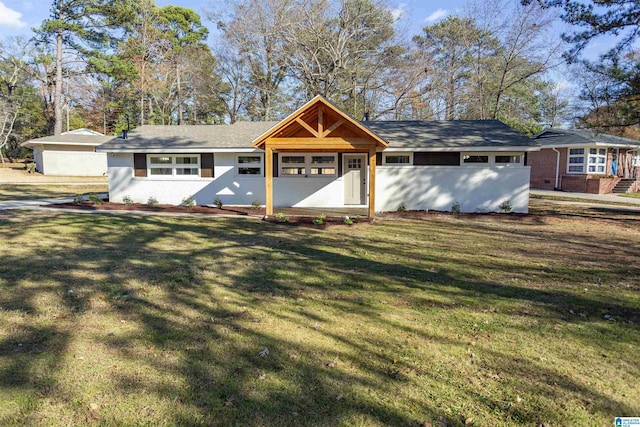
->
[
  {"left": 281, "top": 153, "right": 337, "bottom": 177},
  {"left": 236, "top": 155, "right": 262, "bottom": 176},
  {"left": 149, "top": 155, "right": 199, "bottom": 177},
  {"left": 587, "top": 148, "right": 606, "bottom": 173},
  {"left": 567, "top": 148, "right": 585, "bottom": 173}
]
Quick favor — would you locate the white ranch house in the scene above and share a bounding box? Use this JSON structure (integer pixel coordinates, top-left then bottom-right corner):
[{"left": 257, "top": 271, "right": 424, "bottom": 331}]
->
[{"left": 97, "top": 96, "right": 538, "bottom": 215}]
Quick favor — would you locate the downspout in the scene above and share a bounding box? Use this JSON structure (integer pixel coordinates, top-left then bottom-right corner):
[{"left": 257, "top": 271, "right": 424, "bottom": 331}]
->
[{"left": 552, "top": 148, "right": 561, "bottom": 190}]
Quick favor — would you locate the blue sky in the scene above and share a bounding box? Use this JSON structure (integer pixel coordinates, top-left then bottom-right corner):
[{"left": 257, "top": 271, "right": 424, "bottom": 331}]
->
[{"left": 0, "top": 0, "right": 486, "bottom": 42}]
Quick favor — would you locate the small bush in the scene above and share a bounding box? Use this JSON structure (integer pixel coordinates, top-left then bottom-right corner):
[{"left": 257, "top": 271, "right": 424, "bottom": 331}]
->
[
  {"left": 88, "top": 193, "right": 103, "bottom": 205},
  {"left": 313, "top": 214, "right": 326, "bottom": 225},
  {"left": 275, "top": 212, "right": 289, "bottom": 223},
  {"left": 182, "top": 197, "right": 195, "bottom": 208},
  {"left": 451, "top": 202, "right": 461, "bottom": 214},
  {"left": 214, "top": 196, "right": 223, "bottom": 209},
  {"left": 122, "top": 195, "right": 133, "bottom": 205},
  {"left": 499, "top": 200, "right": 512, "bottom": 213},
  {"left": 251, "top": 200, "right": 262, "bottom": 210},
  {"left": 72, "top": 194, "right": 84, "bottom": 205},
  {"left": 26, "top": 163, "right": 36, "bottom": 173},
  {"left": 147, "top": 196, "right": 158, "bottom": 206},
  {"left": 343, "top": 215, "right": 353, "bottom": 225},
  {"left": 397, "top": 203, "right": 407, "bottom": 212}
]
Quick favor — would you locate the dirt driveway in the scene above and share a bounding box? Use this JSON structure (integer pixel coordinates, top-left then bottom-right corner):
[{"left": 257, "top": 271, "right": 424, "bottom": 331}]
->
[{"left": 0, "top": 162, "right": 108, "bottom": 184}]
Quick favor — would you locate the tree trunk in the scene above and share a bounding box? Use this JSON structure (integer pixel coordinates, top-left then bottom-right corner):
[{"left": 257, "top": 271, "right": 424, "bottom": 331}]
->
[
  {"left": 54, "top": 28, "right": 64, "bottom": 135},
  {"left": 176, "top": 63, "right": 182, "bottom": 125}
]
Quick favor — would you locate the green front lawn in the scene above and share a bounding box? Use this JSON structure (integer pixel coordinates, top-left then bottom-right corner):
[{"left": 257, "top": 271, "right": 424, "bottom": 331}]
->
[
  {"left": 0, "top": 205, "right": 638, "bottom": 426},
  {"left": 619, "top": 192, "right": 640, "bottom": 199},
  {"left": 0, "top": 184, "right": 108, "bottom": 201}
]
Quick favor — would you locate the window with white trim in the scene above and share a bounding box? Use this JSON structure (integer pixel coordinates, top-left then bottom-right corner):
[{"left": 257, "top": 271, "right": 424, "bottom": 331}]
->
[
  {"left": 280, "top": 153, "right": 337, "bottom": 177},
  {"left": 148, "top": 155, "right": 199, "bottom": 177},
  {"left": 383, "top": 153, "right": 412, "bottom": 165},
  {"left": 463, "top": 154, "right": 489, "bottom": 163},
  {"left": 633, "top": 150, "right": 640, "bottom": 167},
  {"left": 495, "top": 155, "right": 521, "bottom": 164},
  {"left": 587, "top": 148, "right": 606, "bottom": 173},
  {"left": 236, "top": 155, "right": 262, "bottom": 175},
  {"left": 567, "top": 148, "right": 585, "bottom": 173}
]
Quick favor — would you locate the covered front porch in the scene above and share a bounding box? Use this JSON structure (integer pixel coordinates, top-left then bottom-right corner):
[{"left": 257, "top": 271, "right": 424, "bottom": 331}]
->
[{"left": 252, "top": 96, "right": 388, "bottom": 217}]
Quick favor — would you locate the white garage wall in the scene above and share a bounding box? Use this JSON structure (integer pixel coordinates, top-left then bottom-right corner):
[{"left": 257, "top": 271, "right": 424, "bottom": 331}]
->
[
  {"left": 375, "top": 165, "right": 531, "bottom": 213},
  {"left": 42, "top": 150, "right": 108, "bottom": 176}
]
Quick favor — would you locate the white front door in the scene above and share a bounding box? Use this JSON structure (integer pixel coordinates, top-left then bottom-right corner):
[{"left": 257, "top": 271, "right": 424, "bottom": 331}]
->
[{"left": 344, "top": 154, "right": 366, "bottom": 205}]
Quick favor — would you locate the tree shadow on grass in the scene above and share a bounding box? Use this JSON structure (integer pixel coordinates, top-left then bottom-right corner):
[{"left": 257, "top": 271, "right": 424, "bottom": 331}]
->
[{"left": 0, "top": 210, "right": 638, "bottom": 425}]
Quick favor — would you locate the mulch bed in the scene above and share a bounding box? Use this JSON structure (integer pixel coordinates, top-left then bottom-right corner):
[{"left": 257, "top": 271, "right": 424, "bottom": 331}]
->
[{"left": 48, "top": 201, "right": 264, "bottom": 216}]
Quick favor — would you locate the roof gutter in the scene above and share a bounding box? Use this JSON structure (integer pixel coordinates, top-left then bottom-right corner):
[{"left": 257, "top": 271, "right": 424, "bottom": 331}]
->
[{"left": 552, "top": 147, "right": 561, "bottom": 190}]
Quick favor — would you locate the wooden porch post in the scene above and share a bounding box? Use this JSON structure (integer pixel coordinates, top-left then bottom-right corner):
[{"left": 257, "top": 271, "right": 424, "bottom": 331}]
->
[
  {"left": 368, "top": 148, "right": 376, "bottom": 218},
  {"left": 265, "top": 146, "right": 273, "bottom": 215}
]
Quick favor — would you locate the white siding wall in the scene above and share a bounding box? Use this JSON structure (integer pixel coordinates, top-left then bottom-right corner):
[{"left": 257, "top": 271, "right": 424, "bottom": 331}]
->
[
  {"left": 375, "top": 165, "right": 531, "bottom": 213},
  {"left": 41, "top": 150, "right": 107, "bottom": 176},
  {"left": 108, "top": 153, "right": 530, "bottom": 212}
]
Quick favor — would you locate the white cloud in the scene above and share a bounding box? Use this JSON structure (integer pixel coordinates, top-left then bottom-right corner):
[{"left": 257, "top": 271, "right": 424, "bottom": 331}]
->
[
  {"left": 389, "top": 3, "right": 407, "bottom": 21},
  {"left": 425, "top": 8, "right": 448, "bottom": 23},
  {"left": 0, "top": 1, "right": 27, "bottom": 29}
]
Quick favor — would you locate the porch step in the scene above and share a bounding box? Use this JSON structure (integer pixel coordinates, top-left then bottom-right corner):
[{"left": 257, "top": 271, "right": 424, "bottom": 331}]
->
[{"left": 612, "top": 179, "right": 636, "bottom": 193}]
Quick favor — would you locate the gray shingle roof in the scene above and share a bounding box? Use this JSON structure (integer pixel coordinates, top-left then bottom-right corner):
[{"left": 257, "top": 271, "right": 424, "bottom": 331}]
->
[
  {"left": 363, "top": 120, "right": 536, "bottom": 149},
  {"left": 97, "top": 123, "right": 279, "bottom": 151},
  {"left": 23, "top": 134, "right": 115, "bottom": 146},
  {"left": 97, "top": 120, "right": 537, "bottom": 152},
  {"left": 533, "top": 129, "right": 640, "bottom": 147}
]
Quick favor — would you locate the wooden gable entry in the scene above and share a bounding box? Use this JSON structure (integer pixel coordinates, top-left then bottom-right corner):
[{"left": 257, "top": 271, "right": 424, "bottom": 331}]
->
[{"left": 252, "top": 96, "right": 387, "bottom": 217}]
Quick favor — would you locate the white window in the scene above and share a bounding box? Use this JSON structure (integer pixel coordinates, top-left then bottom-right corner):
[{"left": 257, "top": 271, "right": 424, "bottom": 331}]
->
[
  {"left": 631, "top": 150, "right": 640, "bottom": 167},
  {"left": 463, "top": 154, "right": 489, "bottom": 164},
  {"left": 236, "top": 155, "right": 262, "bottom": 176},
  {"left": 567, "top": 148, "right": 585, "bottom": 173},
  {"left": 383, "top": 153, "right": 412, "bottom": 165},
  {"left": 587, "top": 148, "right": 606, "bottom": 173},
  {"left": 280, "top": 153, "right": 337, "bottom": 177},
  {"left": 148, "top": 155, "right": 199, "bottom": 177},
  {"left": 495, "top": 155, "right": 521, "bottom": 164}
]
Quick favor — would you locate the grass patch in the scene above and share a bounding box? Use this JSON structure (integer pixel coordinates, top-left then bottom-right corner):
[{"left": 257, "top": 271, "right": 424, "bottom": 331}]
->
[
  {"left": 0, "top": 185, "right": 108, "bottom": 201},
  {"left": 0, "top": 208, "right": 638, "bottom": 426},
  {"left": 619, "top": 192, "right": 640, "bottom": 199},
  {"left": 530, "top": 192, "right": 640, "bottom": 207}
]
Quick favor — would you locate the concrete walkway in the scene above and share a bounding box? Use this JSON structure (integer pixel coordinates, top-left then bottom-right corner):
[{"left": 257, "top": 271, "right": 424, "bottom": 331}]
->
[{"left": 531, "top": 189, "right": 640, "bottom": 205}]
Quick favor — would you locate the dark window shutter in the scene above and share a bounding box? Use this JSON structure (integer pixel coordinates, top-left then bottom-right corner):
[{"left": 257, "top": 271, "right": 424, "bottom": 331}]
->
[
  {"left": 376, "top": 152, "right": 382, "bottom": 166},
  {"left": 337, "top": 153, "right": 343, "bottom": 176},
  {"left": 272, "top": 153, "right": 278, "bottom": 177},
  {"left": 413, "top": 152, "right": 460, "bottom": 166},
  {"left": 133, "top": 153, "right": 147, "bottom": 177},
  {"left": 201, "top": 153, "right": 214, "bottom": 177}
]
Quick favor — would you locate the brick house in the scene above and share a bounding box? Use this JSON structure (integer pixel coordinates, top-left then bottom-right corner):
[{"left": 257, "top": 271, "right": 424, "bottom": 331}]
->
[{"left": 527, "top": 129, "right": 640, "bottom": 194}]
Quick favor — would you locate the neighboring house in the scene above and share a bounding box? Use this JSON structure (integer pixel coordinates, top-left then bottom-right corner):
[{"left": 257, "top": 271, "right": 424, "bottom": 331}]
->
[
  {"left": 97, "top": 96, "right": 538, "bottom": 215},
  {"left": 22, "top": 128, "right": 112, "bottom": 176},
  {"left": 527, "top": 129, "right": 640, "bottom": 194}
]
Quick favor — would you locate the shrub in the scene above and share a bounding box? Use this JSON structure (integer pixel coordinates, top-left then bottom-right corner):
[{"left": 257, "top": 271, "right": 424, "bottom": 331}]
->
[
  {"left": 343, "top": 215, "right": 353, "bottom": 225},
  {"left": 122, "top": 195, "right": 133, "bottom": 205},
  {"left": 26, "top": 163, "right": 36, "bottom": 174},
  {"left": 397, "top": 203, "right": 407, "bottom": 212},
  {"left": 214, "top": 196, "right": 223, "bottom": 209},
  {"left": 251, "top": 200, "right": 262, "bottom": 210},
  {"left": 88, "top": 193, "right": 103, "bottom": 205},
  {"left": 72, "top": 194, "right": 84, "bottom": 205},
  {"left": 182, "top": 197, "right": 195, "bottom": 208},
  {"left": 275, "top": 212, "right": 289, "bottom": 223},
  {"left": 313, "top": 214, "right": 326, "bottom": 225},
  {"left": 451, "top": 202, "right": 461, "bottom": 214},
  {"left": 499, "top": 200, "right": 512, "bottom": 213},
  {"left": 147, "top": 196, "right": 158, "bottom": 206}
]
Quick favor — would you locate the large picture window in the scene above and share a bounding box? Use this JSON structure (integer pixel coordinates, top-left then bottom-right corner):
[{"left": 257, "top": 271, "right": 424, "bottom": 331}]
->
[
  {"left": 382, "top": 153, "right": 412, "bottom": 165},
  {"left": 148, "top": 155, "right": 199, "bottom": 177},
  {"left": 236, "top": 155, "right": 262, "bottom": 176},
  {"left": 587, "top": 148, "right": 606, "bottom": 173},
  {"left": 568, "top": 148, "right": 585, "bottom": 173},
  {"left": 281, "top": 153, "right": 337, "bottom": 177}
]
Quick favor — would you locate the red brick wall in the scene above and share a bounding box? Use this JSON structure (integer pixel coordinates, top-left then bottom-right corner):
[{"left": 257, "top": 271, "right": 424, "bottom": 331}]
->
[
  {"left": 560, "top": 175, "right": 588, "bottom": 192},
  {"left": 561, "top": 175, "right": 620, "bottom": 193},
  {"left": 528, "top": 148, "right": 562, "bottom": 189}
]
